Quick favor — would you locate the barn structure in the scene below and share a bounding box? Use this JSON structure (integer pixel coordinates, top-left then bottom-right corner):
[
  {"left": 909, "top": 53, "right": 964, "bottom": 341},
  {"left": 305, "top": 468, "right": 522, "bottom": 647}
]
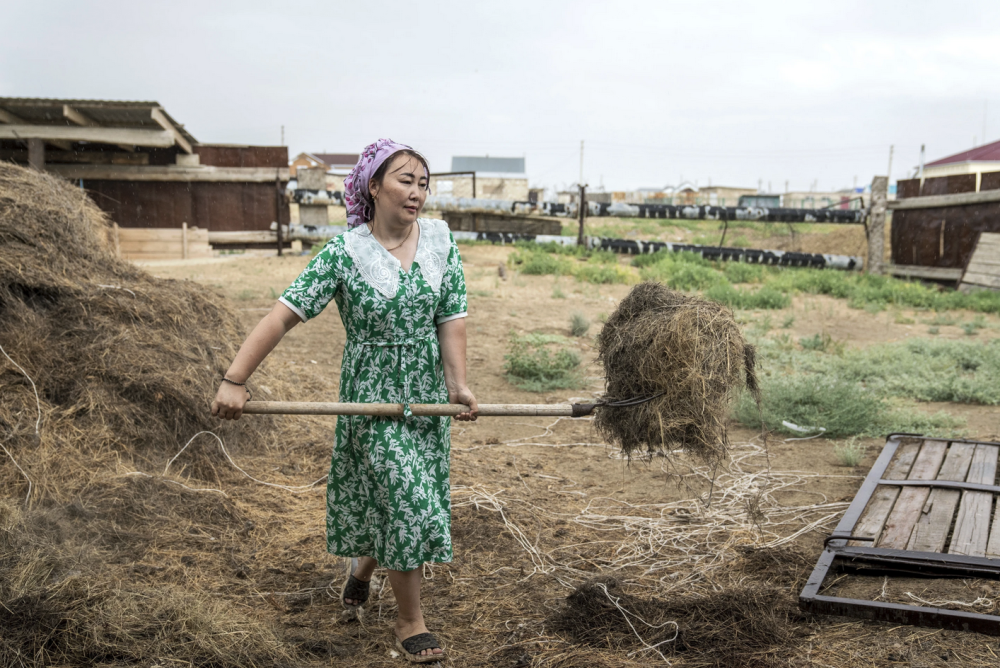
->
[
  {"left": 0, "top": 97, "right": 290, "bottom": 257},
  {"left": 891, "top": 169, "right": 1000, "bottom": 282}
]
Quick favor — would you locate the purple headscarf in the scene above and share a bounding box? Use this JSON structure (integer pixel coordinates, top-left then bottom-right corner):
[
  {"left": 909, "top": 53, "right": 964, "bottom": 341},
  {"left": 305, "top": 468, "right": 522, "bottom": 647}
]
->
[{"left": 343, "top": 138, "right": 416, "bottom": 228}]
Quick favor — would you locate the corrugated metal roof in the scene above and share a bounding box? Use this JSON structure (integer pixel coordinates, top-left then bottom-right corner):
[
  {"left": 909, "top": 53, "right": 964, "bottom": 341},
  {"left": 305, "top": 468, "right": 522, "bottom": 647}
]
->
[
  {"left": 926, "top": 138, "right": 1000, "bottom": 167},
  {"left": 0, "top": 97, "right": 197, "bottom": 145}
]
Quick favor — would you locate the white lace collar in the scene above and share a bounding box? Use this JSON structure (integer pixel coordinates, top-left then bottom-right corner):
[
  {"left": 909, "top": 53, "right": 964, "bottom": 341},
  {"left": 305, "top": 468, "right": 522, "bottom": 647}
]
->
[{"left": 343, "top": 218, "right": 451, "bottom": 299}]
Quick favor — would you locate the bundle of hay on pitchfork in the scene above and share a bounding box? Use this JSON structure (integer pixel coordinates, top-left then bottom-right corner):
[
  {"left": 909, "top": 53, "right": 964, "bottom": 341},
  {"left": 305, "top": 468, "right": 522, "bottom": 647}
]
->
[{"left": 247, "top": 281, "right": 759, "bottom": 464}]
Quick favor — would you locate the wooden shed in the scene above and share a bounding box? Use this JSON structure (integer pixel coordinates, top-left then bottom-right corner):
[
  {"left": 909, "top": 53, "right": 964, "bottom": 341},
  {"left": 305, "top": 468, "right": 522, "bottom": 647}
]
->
[
  {"left": 0, "top": 97, "right": 290, "bottom": 257},
  {"left": 891, "top": 171, "right": 1000, "bottom": 280}
]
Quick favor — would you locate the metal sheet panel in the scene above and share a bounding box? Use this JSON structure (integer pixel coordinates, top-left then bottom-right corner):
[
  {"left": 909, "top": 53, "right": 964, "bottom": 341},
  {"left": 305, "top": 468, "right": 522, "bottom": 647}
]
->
[
  {"left": 891, "top": 203, "right": 1000, "bottom": 269},
  {"left": 897, "top": 179, "right": 921, "bottom": 199}
]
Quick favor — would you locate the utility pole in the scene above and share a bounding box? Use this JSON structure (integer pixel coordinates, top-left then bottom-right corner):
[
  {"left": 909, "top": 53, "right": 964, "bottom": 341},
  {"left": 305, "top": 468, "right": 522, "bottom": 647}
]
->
[
  {"left": 918, "top": 144, "right": 925, "bottom": 182},
  {"left": 887, "top": 145, "right": 894, "bottom": 183},
  {"left": 579, "top": 140, "right": 584, "bottom": 186},
  {"left": 281, "top": 125, "right": 285, "bottom": 145},
  {"left": 577, "top": 183, "right": 587, "bottom": 247}
]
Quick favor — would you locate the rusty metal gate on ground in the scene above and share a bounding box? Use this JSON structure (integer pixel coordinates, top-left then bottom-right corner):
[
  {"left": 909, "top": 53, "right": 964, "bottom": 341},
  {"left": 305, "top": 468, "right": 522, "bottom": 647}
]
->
[{"left": 801, "top": 434, "right": 1000, "bottom": 635}]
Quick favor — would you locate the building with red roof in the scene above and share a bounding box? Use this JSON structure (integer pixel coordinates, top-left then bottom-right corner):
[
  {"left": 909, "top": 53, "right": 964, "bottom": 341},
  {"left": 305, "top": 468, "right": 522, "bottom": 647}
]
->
[{"left": 923, "top": 138, "right": 1000, "bottom": 182}]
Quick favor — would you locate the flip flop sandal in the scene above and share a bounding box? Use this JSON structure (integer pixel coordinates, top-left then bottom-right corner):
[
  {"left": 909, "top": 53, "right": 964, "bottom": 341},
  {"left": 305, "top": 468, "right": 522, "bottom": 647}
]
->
[
  {"left": 395, "top": 632, "right": 445, "bottom": 663},
  {"left": 340, "top": 557, "right": 371, "bottom": 613}
]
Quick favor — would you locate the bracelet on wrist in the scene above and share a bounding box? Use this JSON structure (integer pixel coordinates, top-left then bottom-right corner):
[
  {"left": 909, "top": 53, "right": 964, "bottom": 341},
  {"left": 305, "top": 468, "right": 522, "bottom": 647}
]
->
[{"left": 221, "top": 377, "right": 252, "bottom": 400}]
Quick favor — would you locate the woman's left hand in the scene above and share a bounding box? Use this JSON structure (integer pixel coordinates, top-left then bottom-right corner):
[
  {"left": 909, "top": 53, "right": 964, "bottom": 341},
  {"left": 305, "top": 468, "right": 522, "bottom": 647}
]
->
[{"left": 449, "top": 386, "right": 479, "bottom": 421}]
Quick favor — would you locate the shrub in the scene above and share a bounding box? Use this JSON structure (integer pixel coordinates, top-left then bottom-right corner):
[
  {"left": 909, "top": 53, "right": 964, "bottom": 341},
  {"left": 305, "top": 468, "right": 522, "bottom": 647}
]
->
[
  {"left": 570, "top": 312, "right": 590, "bottom": 337},
  {"left": 503, "top": 332, "right": 582, "bottom": 392},
  {"left": 799, "top": 332, "right": 843, "bottom": 354},
  {"left": 801, "top": 338, "right": 1000, "bottom": 405},
  {"left": 733, "top": 375, "right": 964, "bottom": 438},
  {"left": 640, "top": 261, "right": 726, "bottom": 291},
  {"left": 833, "top": 439, "right": 865, "bottom": 467},
  {"left": 723, "top": 262, "right": 766, "bottom": 284},
  {"left": 574, "top": 263, "right": 635, "bottom": 284},
  {"left": 705, "top": 284, "right": 791, "bottom": 310},
  {"left": 510, "top": 251, "right": 573, "bottom": 275}
]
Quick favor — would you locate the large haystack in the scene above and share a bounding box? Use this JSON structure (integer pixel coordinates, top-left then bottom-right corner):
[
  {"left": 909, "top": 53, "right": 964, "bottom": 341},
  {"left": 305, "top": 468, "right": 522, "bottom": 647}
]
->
[{"left": 0, "top": 163, "right": 292, "bottom": 666}]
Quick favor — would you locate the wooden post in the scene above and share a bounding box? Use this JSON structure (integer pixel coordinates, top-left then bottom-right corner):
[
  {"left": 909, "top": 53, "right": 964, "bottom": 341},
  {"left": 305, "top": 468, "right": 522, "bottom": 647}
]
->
[
  {"left": 577, "top": 184, "right": 586, "bottom": 247},
  {"left": 27, "top": 138, "right": 45, "bottom": 170},
  {"left": 275, "top": 176, "right": 283, "bottom": 257},
  {"left": 867, "top": 176, "right": 888, "bottom": 275},
  {"left": 181, "top": 222, "right": 189, "bottom": 260}
]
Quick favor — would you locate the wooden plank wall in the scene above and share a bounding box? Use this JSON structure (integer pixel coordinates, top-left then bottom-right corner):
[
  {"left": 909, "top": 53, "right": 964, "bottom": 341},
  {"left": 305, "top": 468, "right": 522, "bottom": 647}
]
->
[
  {"left": 892, "top": 170, "right": 1000, "bottom": 270},
  {"left": 960, "top": 232, "right": 1000, "bottom": 291},
  {"left": 85, "top": 181, "right": 289, "bottom": 232}
]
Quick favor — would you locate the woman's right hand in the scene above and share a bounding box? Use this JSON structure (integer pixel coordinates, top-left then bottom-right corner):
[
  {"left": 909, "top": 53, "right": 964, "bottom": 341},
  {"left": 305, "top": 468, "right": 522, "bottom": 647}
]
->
[{"left": 211, "top": 382, "right": 250, "bottom": 420}]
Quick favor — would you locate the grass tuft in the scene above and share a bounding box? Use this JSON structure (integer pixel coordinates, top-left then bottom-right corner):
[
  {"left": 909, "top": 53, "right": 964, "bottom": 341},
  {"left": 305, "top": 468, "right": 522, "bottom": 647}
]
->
[
  {"left": 570, "top": 312, "right": 590, "bottom": 337},
  {"left": 503, "top": 332, "right": 582, "bottom": 392},
  {"left": 833, "top": 438, "right": 866, "bottom": 467}
]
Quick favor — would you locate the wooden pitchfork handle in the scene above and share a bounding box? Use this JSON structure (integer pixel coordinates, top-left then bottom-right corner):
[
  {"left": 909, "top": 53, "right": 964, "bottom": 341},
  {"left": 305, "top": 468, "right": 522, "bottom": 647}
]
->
[{"left": 242, "top": 401, "right": 597, "bottom": 418}]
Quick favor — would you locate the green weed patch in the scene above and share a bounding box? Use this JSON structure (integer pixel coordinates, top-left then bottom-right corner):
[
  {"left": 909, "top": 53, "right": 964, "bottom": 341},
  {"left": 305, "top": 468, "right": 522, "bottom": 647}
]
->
[
  {"left": 503, "top": 332, "right": 583, "bottom": 392},
  {"left": 733, "top": 376, "right": 964, "bottom": 438}
]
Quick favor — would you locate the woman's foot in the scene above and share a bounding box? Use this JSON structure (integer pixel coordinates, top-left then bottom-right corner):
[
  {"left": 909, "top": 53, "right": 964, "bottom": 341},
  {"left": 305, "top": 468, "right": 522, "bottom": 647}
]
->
[
  {"left": 395, "top": 620, "right": 443, "bottom": 660},
  {"left": 342, "top": 556, "right": 376, "bottom": 608}
]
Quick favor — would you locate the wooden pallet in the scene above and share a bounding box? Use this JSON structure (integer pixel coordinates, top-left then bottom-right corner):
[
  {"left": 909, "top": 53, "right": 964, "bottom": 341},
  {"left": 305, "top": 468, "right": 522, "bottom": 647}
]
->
[
  {"left": 960, "top": 232, "right": 1000, "bottom": 293},
  {"left": 800, "top": 435, "right": 1000, "bottom": 634},
  {"left": 112, "top": 224, "right": 215, "bottom": 261}
]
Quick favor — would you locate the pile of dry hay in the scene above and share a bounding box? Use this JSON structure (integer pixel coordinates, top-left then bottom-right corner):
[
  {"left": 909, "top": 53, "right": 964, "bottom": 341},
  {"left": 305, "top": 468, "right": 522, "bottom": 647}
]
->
[
  {"left": 0, "top": 163, "right": 294, "bottom": 666},
  {"left": 596, "top": 281, "right": 759, "bottom": 464}
]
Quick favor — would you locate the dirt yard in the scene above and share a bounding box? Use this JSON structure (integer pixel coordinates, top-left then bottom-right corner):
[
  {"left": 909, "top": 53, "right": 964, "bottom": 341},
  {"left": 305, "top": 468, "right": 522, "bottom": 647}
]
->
[{"left": 129, "top": 237, "right": 1000, "bottom": 667}]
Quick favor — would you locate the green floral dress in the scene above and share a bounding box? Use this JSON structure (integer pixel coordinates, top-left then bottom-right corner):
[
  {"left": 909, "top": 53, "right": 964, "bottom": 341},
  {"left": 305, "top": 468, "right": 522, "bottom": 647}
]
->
[{"left": 279, "top": 218, "right": 468, "bottom": 571}]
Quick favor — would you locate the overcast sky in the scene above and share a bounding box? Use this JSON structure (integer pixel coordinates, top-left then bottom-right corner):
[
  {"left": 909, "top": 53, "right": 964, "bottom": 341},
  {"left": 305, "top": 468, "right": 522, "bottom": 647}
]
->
[{"left": 3, "top": 1, "right": 998, "bottom": 192}]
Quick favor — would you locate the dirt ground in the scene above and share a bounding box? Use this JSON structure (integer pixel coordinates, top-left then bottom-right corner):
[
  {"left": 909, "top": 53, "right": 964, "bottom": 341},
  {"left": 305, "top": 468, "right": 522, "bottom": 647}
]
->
[{"left": 141, "top": 238, "right": 1000, "bottom": 667}]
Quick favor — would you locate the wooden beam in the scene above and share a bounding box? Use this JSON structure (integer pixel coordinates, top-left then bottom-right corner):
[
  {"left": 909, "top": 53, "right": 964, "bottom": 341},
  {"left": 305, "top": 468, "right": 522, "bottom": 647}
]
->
[
  {"left": 46, "top": 164, "right": 290, "bottom": 182},
  {"left": 0, "top": 107, "right": 25, "bottom": 124},
  {"left": 209, "top": 230, "right": 279, "bottom": 244},
  {"left": 889, "top": 189, "right": 1000, "bottom": 210},
  {"left": 63, "top": 105, "right": 98, "bottom": 127},
  {"left": 62, "top": 105, "right": 119, "bottom": 150},
  {"left": 0, "top": 149, "right": 150, "bottom": 165},
  {"left": 150, "top": 107, "right": 192, "bottom": 154},
  {"left": 27, "top": 139, "right": 44, "bottom": 170},
  {"left": 887, "top": 264, "right": 964, "bottom": 281},
  {"left": 0, "top": 125, "right": 175, "bottom": 147}
]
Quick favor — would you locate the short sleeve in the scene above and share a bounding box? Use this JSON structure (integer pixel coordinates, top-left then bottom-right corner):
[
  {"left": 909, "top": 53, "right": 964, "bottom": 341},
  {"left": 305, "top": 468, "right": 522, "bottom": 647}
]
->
[
  {"left": 434, "top": 235, "right": 468, "bottom": 325},
  {"left": 279, "top": 237, "right": 345, "bottom": 322}
]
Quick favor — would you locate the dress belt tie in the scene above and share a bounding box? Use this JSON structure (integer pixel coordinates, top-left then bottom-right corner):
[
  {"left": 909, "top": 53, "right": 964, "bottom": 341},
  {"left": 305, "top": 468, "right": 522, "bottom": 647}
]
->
[{"left": 349, "top": 334, "right": 437, "bottom": 417}]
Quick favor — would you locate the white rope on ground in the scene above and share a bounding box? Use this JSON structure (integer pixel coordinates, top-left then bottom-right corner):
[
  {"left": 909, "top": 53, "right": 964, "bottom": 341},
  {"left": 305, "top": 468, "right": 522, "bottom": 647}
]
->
[
  {"left": 0, "top": 342, "right": 42, "bottom": 436},
  {"left": 0, "top": 442, "right": 32, "bottom": 505},
  {"left": 0, "top": 343, "right": 40, "bottom": 504},
  {"left": 123, "top": 470, "right": 229, "bottom": 497},
  {"left": 594, "top": 582, "right": 678, "bottom": 663},
  {"left": 906, "top": 592, "right": 995, "bottom": 610},
  {"left": 164, "top": 430, "right": 328, "bottom": 493}
]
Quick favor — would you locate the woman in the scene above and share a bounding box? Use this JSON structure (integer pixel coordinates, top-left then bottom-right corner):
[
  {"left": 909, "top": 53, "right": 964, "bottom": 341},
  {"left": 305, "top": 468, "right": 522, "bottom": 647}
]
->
[{"left": 211, "top": 138, "right": 477, "bottom": 663}]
